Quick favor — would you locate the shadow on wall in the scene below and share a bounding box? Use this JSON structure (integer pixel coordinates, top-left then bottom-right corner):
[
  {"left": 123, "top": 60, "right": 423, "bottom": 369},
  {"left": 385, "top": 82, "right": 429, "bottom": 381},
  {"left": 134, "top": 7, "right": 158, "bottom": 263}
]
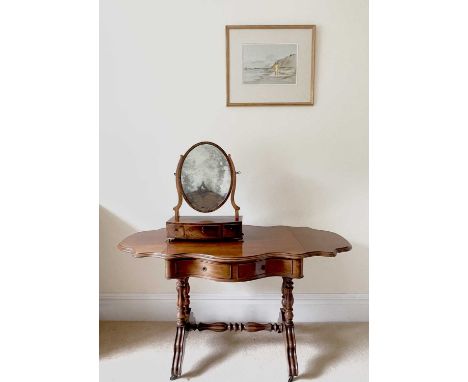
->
[{"left": 99, "top": 205, "right": 167, "bottom": 293}]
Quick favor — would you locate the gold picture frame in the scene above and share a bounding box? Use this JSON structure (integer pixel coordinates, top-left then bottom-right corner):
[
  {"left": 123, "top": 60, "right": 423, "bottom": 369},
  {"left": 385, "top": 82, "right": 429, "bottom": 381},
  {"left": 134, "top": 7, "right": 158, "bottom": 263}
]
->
[{"left": 226, "top": 25, "right": 316, "bottom": 106}]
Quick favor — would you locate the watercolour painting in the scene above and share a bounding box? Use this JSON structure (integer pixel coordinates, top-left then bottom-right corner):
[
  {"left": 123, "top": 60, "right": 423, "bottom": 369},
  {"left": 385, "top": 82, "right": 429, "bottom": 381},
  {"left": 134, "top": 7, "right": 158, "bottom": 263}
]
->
[{"left": 242, "top": 44, "right": 297, "bottom": 85}]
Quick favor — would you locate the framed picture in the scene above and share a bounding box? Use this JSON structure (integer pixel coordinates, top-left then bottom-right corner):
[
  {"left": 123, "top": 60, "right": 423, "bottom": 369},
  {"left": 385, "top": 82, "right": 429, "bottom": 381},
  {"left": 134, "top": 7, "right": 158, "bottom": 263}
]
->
[{"left": 226, "top": 25, "right": 316, "bottom": 106}]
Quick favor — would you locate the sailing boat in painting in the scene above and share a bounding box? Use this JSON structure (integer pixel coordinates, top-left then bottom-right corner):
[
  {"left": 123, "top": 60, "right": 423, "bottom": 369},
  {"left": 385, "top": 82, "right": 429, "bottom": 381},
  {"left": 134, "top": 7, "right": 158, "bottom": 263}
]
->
[{"left": 242, "top": 43, "right": 297, "bottom": 84}]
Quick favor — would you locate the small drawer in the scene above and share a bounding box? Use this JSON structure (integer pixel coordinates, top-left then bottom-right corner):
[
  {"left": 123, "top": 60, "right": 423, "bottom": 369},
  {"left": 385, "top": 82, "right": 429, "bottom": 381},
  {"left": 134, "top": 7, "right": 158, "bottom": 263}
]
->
[
  {"left": 175, "top": 260, "right": 231, "bottom": 279},
  {"left": 238, "top": 261, "right": 266, "bottom": 279},
  {"left": 185, "top": 225, "right": 221, "bottom": 240},
  {"left": 222, "top": 223, "right": 242, "bottom": 239},
  {"left": 265, "top": 259, "right": 292, "bottom": 275},
  {"left": 166, "top": 223, "right": 185, "bottom": 238}
]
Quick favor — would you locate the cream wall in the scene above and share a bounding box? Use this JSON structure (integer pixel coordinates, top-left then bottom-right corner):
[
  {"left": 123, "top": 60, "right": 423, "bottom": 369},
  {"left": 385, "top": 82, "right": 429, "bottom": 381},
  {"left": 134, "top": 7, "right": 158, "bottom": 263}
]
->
[{"left": 100, "top": 0, "right": 368, "bottom": 295}]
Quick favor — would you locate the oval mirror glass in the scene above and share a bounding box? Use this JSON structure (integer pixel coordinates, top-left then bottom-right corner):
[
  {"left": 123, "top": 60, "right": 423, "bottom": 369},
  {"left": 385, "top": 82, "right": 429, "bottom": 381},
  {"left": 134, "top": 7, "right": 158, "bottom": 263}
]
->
[{"left": 180, "top": 143, "right": 232, "bottom": 212}]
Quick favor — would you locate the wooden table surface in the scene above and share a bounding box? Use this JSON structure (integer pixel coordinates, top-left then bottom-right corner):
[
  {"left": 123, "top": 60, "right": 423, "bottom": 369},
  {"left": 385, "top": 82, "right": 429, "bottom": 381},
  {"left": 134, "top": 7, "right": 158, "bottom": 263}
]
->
[{"left": 118, "top": 225, "right": 351, "bottom": 262}]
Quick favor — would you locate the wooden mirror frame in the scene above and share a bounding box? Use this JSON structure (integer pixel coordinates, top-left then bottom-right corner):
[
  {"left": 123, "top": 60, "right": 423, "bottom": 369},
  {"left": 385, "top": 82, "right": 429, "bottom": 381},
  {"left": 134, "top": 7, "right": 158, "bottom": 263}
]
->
[{"left": 173, "top": 141, "right": 240, "bottom": 221}]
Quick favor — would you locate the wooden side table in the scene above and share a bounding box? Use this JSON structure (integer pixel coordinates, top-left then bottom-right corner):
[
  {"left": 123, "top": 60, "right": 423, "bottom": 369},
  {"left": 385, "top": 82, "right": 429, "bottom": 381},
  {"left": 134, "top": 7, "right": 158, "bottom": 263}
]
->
[{"left": 118, "top": 225, "right": 351, "bottom": 381}]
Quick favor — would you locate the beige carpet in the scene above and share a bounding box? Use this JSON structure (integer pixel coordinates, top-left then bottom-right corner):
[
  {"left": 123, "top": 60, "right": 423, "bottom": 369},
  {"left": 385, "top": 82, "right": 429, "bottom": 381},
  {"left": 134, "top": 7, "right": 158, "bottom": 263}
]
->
[{"left": 100, "top": 321, "right": 368, "bottom": 382}]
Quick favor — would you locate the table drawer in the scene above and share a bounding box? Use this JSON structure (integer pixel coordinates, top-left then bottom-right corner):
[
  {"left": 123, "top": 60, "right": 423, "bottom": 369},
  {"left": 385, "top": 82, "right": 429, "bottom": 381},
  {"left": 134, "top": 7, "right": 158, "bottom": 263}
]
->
[
  {"left": 237, "top": 259, "right": 293, "bottom": 279},
  {"left": 238, "top": 261, "right": 265, "bottom": 279},
  {"left": 175, "top": 260, "right": 231, "bottom": 280},
  {"left": 265, "top": 259, "right": 292, "bottom": 274}
]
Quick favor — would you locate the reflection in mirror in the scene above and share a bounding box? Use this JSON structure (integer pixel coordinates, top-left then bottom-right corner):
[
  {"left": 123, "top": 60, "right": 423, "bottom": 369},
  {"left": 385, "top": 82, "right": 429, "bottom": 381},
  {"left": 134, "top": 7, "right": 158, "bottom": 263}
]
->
[{"left": 181, "top": 143, "right": 231, "bottom": 212}]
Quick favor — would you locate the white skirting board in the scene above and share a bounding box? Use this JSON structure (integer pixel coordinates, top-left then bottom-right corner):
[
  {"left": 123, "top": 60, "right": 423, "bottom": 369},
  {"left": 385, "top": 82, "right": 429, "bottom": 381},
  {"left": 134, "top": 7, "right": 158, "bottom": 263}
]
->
[{"left": 100, "top": 293, "right": 368, "bottom": 322}]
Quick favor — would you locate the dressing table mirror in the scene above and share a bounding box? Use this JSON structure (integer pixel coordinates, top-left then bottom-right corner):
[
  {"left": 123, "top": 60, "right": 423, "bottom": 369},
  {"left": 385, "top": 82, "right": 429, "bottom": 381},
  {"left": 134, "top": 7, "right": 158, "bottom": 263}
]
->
[{"left": 166, "top": 141, "right": 242, "bottom": 241}]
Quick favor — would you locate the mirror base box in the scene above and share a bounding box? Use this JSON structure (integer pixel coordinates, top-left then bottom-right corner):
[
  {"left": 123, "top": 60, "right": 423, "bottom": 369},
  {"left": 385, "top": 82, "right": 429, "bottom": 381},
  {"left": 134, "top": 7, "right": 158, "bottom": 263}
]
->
[{"left": 166, "top": 216, "right": 243, "bottom": 241}]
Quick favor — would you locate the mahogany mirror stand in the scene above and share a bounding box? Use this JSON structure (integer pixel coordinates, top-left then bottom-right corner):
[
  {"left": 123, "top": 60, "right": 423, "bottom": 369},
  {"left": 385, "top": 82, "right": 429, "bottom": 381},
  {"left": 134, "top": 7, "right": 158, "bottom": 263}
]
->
[
  {"left": 166, "top": 141, "right": 243, "bottom": 242},
  {"left": 118, "top": 225, "right": 352, "bottom": 381}
]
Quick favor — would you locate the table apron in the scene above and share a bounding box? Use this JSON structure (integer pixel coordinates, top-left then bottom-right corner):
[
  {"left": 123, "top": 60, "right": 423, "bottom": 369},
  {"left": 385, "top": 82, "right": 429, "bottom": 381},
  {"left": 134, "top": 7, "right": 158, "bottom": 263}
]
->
[{"left": 165, "top": 258, "right": 303, "bottom": 281}]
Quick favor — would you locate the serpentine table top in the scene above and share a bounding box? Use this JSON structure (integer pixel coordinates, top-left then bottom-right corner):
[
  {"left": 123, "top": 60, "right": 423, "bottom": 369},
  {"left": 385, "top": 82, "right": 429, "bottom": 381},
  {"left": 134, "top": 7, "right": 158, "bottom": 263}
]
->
[{"left": 118, "top": 225, "right": 351, "bottom": 263}]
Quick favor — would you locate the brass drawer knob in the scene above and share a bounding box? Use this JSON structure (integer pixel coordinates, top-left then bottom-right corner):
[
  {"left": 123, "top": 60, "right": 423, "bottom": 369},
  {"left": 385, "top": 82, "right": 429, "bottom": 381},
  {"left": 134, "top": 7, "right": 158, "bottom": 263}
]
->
[{"left": 202, "top": 266, "right": 207, "bottom": 271}]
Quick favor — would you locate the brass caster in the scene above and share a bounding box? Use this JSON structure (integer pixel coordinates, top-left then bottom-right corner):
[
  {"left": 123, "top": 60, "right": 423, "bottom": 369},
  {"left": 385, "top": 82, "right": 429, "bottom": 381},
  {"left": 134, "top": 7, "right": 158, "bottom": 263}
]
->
[
  {"left": 288, "top": 377, "right": 294, "bottom": 382},
  {"left": 170, "top": 375, "right": 178, "bottom": 380}
]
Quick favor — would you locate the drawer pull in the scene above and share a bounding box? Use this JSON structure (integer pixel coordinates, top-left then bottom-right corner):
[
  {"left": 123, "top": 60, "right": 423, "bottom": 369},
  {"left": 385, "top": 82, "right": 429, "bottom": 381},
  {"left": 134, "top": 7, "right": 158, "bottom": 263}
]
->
[
  {"left": 202, "top": 266, "right": 207, "bottom": 271},
  {"left": 261, "top": 264, "right": 265, "bottom": 271}
]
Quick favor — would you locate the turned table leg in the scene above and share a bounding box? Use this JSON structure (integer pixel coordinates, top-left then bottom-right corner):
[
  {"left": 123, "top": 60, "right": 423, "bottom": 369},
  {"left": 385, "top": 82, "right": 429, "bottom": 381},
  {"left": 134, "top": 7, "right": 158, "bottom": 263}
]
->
[
  {"left": 281, "top": 277, "right": 298, "bottom": 382},
  {"left": 170, "top": 277, "right": 190, "bottom": 380}
]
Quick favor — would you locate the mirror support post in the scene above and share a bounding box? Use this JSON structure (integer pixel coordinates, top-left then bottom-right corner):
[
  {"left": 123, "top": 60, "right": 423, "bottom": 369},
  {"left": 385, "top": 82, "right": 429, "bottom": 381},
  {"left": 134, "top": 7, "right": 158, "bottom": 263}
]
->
[
  {"left": 173, "top": 155, "right": 184, "bottom": 222},
  {"left": 227, "top": 154, "right": 241, "bottom": 220}
]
